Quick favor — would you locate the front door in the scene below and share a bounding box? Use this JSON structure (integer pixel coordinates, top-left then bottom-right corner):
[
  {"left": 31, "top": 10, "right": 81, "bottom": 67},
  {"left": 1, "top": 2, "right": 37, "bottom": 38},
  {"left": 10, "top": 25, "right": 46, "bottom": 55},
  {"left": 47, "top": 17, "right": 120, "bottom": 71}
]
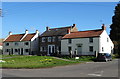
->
[
  {"left": 77, "top": 46, "right": 82, "bottom": 55},
  {"left": 48, "top": 45, "right": 55, "bottom": 56}
]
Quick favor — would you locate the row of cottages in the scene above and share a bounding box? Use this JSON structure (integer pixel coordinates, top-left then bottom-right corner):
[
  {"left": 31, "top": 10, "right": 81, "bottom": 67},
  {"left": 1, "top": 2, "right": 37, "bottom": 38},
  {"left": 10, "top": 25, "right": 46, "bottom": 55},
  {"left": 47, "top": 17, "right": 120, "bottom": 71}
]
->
[
  {"left": 61, "top": 24, "right": 114, "bottom": 56},
  {"left": 3, "top": 24, "right": 114, "bottom": 56},
  {"left": 3, "top": 30, "right": 39, "bottom": 55}
]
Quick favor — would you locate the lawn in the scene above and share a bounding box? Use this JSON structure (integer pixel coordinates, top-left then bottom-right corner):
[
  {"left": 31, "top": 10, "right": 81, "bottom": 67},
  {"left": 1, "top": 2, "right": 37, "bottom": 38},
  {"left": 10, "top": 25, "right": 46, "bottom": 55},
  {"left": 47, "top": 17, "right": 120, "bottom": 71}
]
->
[
  {"left": 0, "top": 55, "right": 79, "bottom": 68},
  {"left": 62, "top": 56, "right": 96, "bottom": 62}
]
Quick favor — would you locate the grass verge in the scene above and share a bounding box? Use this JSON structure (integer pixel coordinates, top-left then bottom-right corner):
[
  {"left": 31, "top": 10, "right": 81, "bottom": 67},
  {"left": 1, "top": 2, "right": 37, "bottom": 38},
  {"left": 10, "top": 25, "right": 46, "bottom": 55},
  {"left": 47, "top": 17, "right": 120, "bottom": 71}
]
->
[{"left": 0, "top": 55, "right": 79, "bottom": 69}]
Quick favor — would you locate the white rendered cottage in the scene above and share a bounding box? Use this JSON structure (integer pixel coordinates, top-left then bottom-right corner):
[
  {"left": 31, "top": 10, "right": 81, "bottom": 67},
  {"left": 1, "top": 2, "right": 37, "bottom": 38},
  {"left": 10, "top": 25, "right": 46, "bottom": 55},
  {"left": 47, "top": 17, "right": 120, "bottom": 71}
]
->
[
  {"left": 61, "top": 24, "right": 114, "bottom": 56},
  {"left": 3, "top": 30, "right": 39, "bottom": 55}
]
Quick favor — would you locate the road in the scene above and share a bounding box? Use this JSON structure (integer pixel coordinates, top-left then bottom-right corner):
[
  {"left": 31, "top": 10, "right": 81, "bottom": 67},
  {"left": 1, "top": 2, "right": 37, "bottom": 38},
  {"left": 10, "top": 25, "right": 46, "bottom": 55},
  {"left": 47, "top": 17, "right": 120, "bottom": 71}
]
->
[{"left": 1, "top": 59, "right": 119, "bottom": 77}]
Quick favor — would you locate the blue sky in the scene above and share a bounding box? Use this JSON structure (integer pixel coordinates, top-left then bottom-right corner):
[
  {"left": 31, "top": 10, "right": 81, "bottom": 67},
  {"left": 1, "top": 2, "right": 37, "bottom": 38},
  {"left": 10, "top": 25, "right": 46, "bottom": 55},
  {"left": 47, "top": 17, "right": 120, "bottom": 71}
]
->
[{"left": 1, "top": 2, "right": 118, "bottom": 38}]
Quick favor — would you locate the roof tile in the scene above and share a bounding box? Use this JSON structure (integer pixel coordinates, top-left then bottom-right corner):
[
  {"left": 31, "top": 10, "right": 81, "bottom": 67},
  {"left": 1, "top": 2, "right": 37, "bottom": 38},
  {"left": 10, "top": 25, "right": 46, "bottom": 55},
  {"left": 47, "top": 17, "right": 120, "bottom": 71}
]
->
[{"left": 63, "top": 29, "right": 104, "bottom": 39}]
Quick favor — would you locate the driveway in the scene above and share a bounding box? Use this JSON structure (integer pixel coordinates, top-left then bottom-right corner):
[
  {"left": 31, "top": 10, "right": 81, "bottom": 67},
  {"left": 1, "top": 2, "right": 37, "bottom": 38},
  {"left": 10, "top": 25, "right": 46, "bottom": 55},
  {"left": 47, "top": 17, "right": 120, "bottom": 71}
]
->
[{"left": 1, "top": 59, "right": 119, "bottom": 77}]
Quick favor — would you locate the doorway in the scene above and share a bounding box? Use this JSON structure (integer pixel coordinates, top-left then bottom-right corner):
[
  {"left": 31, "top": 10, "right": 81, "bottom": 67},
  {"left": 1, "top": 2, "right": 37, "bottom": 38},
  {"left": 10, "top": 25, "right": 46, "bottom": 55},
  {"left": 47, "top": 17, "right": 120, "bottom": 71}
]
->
[{"left": 48, "top": 45, "right": 55, "bottom": 56}]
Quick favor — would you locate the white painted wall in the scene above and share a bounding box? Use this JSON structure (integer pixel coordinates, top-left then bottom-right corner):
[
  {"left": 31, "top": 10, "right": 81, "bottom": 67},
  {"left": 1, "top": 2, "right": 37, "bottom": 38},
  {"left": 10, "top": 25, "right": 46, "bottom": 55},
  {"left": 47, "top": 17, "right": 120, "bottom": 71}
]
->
[
  {"left": 3, "top": 31, "right": 39, "bottom": 55},
  {"left": 61, "top": 30, "right": 114, "bottom": 55},
  {"left": 99, "top": 30, "right": 114, "bottom": 54},
  {"left": 61, "top": 37, "right": 99, "bottom": 55},
  {"left": 31, "top": 33, "right": 39, "bottom": 54},
  {"left": 3, "top": 41, "right": 30, "bottom": 55}
]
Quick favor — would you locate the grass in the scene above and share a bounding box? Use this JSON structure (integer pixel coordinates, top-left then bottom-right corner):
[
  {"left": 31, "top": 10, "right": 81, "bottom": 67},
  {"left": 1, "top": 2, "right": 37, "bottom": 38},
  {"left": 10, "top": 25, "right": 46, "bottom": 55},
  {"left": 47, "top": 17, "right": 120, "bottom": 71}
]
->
[
  {"left": 62, "top": 56, "right": 96, "bottom": 62},
  {"left": 0, "top": 55, "right": 79, "bottom": 68}
]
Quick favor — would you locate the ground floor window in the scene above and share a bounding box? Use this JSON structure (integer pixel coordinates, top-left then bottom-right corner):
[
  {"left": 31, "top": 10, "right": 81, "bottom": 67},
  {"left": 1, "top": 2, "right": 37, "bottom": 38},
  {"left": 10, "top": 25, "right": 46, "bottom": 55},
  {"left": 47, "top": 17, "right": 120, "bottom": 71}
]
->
[
  {"left": 5, "top": 49, "right": 9, "bottom": 52},
  {"left": 68, "top": 46, "right": 72, "bottom": 53},
  {"left": 89, "top": 46, "right": 93, "bottom": 52},
  {"left": 25, "top": 49, "right": 29, "bottom": 52},
  {"left": 15, "top": 49, "right": 18, "bottom": 52}
]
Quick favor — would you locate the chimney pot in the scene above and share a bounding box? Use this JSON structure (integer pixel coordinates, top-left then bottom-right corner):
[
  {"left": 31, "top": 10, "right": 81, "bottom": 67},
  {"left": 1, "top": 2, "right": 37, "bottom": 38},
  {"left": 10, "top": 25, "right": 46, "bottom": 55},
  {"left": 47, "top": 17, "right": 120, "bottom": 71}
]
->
[
  {"left": 36, "top": 30, "right": 39, "bottom": 34},
  {"left": 25, "top": 29, "right": 28, "bottom": 34},
  {"left": 9, "top": 31, "right": 12, "bottom": 35},
  {"left": 102, "top": 24, "right": 106, "bottom": 30},
  {"left": 73, "top": 24, "right": 76, "bottom": 27}
]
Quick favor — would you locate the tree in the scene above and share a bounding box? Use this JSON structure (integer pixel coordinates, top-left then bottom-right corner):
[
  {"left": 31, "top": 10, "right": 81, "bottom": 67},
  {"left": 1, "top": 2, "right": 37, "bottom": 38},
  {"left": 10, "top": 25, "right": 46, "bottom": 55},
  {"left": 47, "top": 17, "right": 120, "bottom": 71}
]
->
[{"left": 110, "top": 3, "right": 120, "bottom": 56}]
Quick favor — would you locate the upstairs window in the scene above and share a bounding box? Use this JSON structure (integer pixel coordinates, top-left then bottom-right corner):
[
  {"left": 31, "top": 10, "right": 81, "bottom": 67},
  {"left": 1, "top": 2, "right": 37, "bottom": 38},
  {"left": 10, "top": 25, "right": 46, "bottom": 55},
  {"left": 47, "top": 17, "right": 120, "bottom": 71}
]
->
[
  {"left": 68, "top": 39, "right": 72, "bottom": 44},
  {"left": 58, "top": 36, "right": 62, "bottom": 41},
  {"left": 89, "top": 38, "right": 93, "bottom": 43},
  {"left": 42, "top": 37, "right": 46, "bottom": 42},
  {"left": 5, "top": 43, "right": 9, "bottom": 46},
  {"left": 107, "top": 38, "right": 109, "bottom": 42},
  {"left": 102, "top": 47, "right": 104, "bottom": 52},
  {"left": 48, "top": 37, "right": 52, "bottom": 42},
  {"left": 52, "top": 37, "right": 56, "bottom": 42},
  {"left": 15, "top": 42, "right": 19, "bottom": 46},
  {"left": 89, "top": 46, "right": 93, "bottom": 52},
  {"left": 25, "top": 42, "right": 29, "bottom": 45}
]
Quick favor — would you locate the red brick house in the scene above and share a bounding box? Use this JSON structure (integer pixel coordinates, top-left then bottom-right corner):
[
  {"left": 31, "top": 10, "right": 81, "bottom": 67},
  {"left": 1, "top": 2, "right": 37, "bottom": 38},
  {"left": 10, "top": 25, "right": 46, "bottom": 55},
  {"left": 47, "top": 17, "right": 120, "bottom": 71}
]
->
[{"left": 39, "top": 24, "right": 78, "bottom": 56}]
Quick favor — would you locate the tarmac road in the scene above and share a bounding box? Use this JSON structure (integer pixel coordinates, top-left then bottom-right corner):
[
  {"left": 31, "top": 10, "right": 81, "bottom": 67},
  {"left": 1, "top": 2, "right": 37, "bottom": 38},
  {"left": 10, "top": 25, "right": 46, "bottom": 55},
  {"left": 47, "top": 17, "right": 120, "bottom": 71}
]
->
[{"left": 1, "top": 59, "right": 119, "bottom": 77}]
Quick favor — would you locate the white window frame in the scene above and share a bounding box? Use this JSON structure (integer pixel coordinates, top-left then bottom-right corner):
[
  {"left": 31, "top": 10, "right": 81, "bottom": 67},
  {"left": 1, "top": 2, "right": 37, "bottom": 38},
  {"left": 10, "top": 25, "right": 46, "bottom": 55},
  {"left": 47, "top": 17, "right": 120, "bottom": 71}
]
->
[
  {"left": 48, "top": 37, "right": 52, "bottom": 42},
  {"left": 52, "top": 37, "right": 55, "bottom": 42},
  {"left": 42, "top": 37, "right": 46, "bottom": 42}
]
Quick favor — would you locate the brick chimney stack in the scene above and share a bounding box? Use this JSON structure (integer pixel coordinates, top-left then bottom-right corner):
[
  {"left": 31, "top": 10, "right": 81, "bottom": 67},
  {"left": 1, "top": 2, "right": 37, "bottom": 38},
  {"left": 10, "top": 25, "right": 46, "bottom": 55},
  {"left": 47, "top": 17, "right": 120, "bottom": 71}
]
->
[
  {"left": 73, "top": 24, "right": 76, "bottom": 27},
  {"left": 67, "top": 28, "right": 71, "bottom": 34},
  {"left": 46, "top": 26, "right": 50, "bottom": 31},
  {"left": 102, "top": 24, "right": 106, "bottom": 30}
]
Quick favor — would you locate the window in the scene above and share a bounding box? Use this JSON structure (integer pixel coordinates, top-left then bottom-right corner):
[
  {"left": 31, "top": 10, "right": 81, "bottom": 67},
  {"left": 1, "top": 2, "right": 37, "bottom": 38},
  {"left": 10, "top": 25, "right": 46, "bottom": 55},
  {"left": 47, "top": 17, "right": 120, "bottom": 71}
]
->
[
  {"left": 15, "top": 42, "right": 18, "bottom": 46},
  {"left": 58, "top": 36, "right": 62, "bottom": 41},
  {"left": 102, "top": 47, "right": 104, "bottom": 52},
  {"left": 15, "top": 49, "right": 18, "bottom": 52},
  {"left": 89, "top": 46, "right": 93, "bottom": 52},
  {"left": 107, "top": 38, "right": 109, "bottom": 42},
  {"left": 68, "top": 39, "right": 72, "bottom": 44},
  {"left": 48, "top": 37, "right": 52, "bottom": 42},
  {"left": 89, "top": 38, "right": 93, "bottom": 43},
  {"left": 5, "top": 43, "right": 9, "bottom": 46},
  {"left": 68, "top": 46, "right": 72, "bottom": 53},
  {"left": 42, "top": 37, "right": 46, "bottom": 42},
  {"left": 25, "top": 49, "right": 29, "bottom": 52},
  {"left": 25, "top": 42, "right": 29, "bottom": 45},
  {"left": 52, "top": 37, "right": 56, "bottom": 42},
  {"left": 5, "top": 49, "right": 9, "bottom": 52}
]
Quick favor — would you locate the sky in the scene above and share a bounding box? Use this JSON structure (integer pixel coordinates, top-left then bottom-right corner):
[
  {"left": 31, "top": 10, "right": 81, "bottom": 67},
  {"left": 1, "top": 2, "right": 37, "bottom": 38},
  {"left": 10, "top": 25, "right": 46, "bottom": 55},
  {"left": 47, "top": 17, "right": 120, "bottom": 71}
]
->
[{"left": 1, "top": 2, "right": 119, "bottom": 38}]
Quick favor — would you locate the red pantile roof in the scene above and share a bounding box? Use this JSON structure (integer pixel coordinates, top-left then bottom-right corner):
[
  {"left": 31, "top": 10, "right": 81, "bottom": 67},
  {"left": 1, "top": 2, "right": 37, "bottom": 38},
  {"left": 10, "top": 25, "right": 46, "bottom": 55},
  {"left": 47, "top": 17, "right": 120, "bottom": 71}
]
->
[
  {"left": 22, "top": 33, "right": 36, "bottom": 41},
  {"left": 63, "top": 29, "right": 104, "bottom": 39},
  {"left": 4, "top": 33, "right": 36, "bottom": 42},
  {"left": 4, "top": 34, "right": 25, "bottom": 42}
]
